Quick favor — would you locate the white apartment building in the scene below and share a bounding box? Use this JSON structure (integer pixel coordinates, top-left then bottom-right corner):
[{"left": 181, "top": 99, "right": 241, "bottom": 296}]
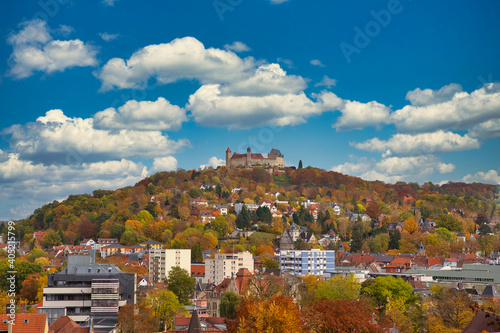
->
[
  {"left": 280, "top": 249, "right": 335, "bottom": 277},
  {"left": 204, "top": 251, "right": 254, "bottom": 284},
  {"left": 149, "top": 249, "right": 191, "bottom": 283}
]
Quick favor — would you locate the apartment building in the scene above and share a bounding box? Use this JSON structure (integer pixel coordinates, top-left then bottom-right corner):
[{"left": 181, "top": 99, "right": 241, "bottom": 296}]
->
[
  {"left": 37, "top": 254, "right": 136, "bottom": 330},
  {"left": 280, "top": 249, "right": 335, "bottom": 277},
  {"left": 149, "top": 248, "right": 191, "bottom": 283},
  {"left": 204, "top": 251, "right": 254, "bottom": 285}
]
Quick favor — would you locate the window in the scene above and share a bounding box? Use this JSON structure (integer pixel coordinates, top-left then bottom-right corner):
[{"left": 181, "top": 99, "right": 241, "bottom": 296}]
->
[
  {"left": 24, "top": 319, "right": 29, "bottom": 324},
  {"left": 3, "top": 320, "right": 8, "bottom": 324}
]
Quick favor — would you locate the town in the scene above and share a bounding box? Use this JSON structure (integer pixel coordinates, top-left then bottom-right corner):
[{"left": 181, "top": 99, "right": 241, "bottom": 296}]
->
[{"left": 0, "top": 151, "right": 499, "bottom": 333}]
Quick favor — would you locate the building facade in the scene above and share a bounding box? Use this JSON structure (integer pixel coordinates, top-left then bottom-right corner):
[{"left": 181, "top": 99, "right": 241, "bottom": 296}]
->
[
  {"left": 204, "top": 251, "right": 254, "bottom": 285},
  {"left": 280, "top": 249, "right": 335, "bottom": 277},
  {"left": 38, "top": 255, "right": 136, "bottom": 329},
  {"left": 225, "top": 147, "right": 284, "bottom": 168},
  {"left": 149, "top": 248, "right": 191, "bottom": 283}
]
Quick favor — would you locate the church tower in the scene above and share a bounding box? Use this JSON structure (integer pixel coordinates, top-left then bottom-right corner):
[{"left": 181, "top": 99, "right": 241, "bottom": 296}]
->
[{"left": 226, "top": 147, "right": 231, "bottom": 167}]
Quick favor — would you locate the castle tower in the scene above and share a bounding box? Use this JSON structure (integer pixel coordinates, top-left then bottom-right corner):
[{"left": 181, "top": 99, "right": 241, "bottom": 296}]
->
[
  {"left": 226, "top": 147, "right": 231, "bottom": 168},
  {"left": 246, "top": 147, "right": 251, "bottom": 167}
]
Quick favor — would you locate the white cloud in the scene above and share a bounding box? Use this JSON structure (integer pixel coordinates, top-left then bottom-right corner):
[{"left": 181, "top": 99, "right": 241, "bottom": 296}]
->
[
  {"left": 468, "top": 118, "right": 500, "bottom": 139},
  {"left": 277, "top": 58, "right": 293, "bottom": 68},
  {"left": 314, "top": 75, "right": 336, "bottom": 88},
  {"left": 200, "top": 157, "right": 225, "bottom": 170},
  {"left": 224, "top": 41, "right": 250, "bottom": 52},
  {"left": 7, "top": 19, "right": 97, "bottom": 79},
  {"left": 405, "top": 83, "right": 462, "bottom": 106},
  {"left": 99, "top": 32, "right": 119, "bottom": 42},
  {"left": 2, "top": 109, "right": 189, "bottom": 163},
  {"left": 462, "top": 169, "right": 500, "bottom": 184},
  {"left": 188, "top": 85, "right": 342, "bottom": 129},
  {"left": 0, "top": 154, "right": 148, "bottom": 219},
  {"left": 351, "top": 130, "right": 480, "bottom": 157},
  {"left": 151, "top": 156, "right": 178, "bottom": 173},
  {"left": 331, "top": 155, "right": 455, "bottom": 183},
  {"left": 310, "top": 59, "right": 325, "bottom": 67},
  {"left": 94, "top": 97, "right": 187, "bottom": 131},
  {"left": 58, "top": 25, "right": 74, "bottom": 36},
  {"left": 96, "top": 36, "right": 256, "bottom": 91},
  {"left": 391, "top": 83, "right": 500, "bottom": 133},
  {"left": 220, "top": 63, "right": 307, "bottom": 97},
  {"left": 270, "top": 0, "right": 290, "bottom": 4},
  {"left": 333, "top": 100, "right": 391, "bottom": 131}
]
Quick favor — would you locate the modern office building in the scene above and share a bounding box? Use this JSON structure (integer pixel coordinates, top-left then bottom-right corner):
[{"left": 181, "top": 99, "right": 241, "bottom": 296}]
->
[
  {"left": 204, "top": 251, "right": 254, "bottom": 285},
  {"left": 37, "top": 254, "right": 136, "bottom": 330},
  {"left": 279, "top": 249, "right": 335, "bottom": 277},
  {"left": 149, "top": 248, "right": 191, "bottom": 283}
]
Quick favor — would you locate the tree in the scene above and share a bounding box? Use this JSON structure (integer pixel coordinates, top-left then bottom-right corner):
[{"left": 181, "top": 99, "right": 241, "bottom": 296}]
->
[
  {"left": 148, "top": 289, "right": 183, "bottom": 327},
  {"left": 20, "top": 273, "right": 42, "bottom": 304},
  {"left": 388, "top": 229, "right": 401, "bottom": 250},
  {"left": 350, "top": 229, "right": 363, "bottom": 253},
  {"left": 365, "top": 202, "right": 382, "bottom": 219},
  {"left": 302, "top": 299, "right": 390, "bottom": 333},
  {"left": 236, "top": 205, "right": 251, "bottom": 230},
  {"left": 478, "top": 223, "right": 492, "bottom": 235},
  {"left": 206, "top": 215, "right": 228, "bottom": 238},
  {"left": 427, "top": 287, "right": 475, "bottom": 332},
  {"left": 191, "top": 242, "right": 203, "bottom": 263},
  {"left": 315, "top": 274, "right": 361, "bottom": 302},
  {"left": 403, "top": 217, "right": 418, "bottom": 234},
  {"left": 42, "top": 230, "right": 62, "bottom": 248},
  {"left": 165, "top": 266, "right": 195, "bottom": 305},
  {"left": 298, "top": 160, "right": 303, "bottom": 169},
  {"left": 362, "top": 276, "right": 416, "bottom": 312},
  {"left": 117, "top": 303, "right": 160, "bottom": 333},
  {"left": 226, "top": 294, "right": 306, "bottom": 333},
  {"left": 436, "top": 213, "right": 462, "bottom": 232},
  {"left": 219, "top": 290, "right": 241, "bottom": 319}
]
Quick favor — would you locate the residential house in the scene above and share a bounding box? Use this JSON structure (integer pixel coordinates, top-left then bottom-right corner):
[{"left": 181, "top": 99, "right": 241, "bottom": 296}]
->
[
  {"left": 139, "top": 240, "right": 162, "bottom": 250},
  {"left": 33, "top": 231, "right": 46, "bottom": 240},
  {"left": 0, "top": 313, "right": 49, "bottom": 333},
  {"left": 149, "top": 248, "right": 191, "bottom": 283},
  {"left": 279, "top": 224, "right": 317, "bottom": 250},
  {"left": 204, "top": 251, "right": 254, "bottom": 285},
  {"left": 191, "top": 197, "right": 208, "bottom": 206},
  {"left": 280, "top": 249, "right": 335, "bottom": 277}
]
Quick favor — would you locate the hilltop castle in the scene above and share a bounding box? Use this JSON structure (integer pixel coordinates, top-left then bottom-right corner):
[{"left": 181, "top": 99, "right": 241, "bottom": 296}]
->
[{"left": 225, "top": 147, "right": 284, "bottom": 168}]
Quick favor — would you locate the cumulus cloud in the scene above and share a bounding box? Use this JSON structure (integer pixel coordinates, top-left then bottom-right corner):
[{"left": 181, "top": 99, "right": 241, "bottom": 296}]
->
[
  {"left": 405, "top": 83, "right": 463, "bottom": 106},
  {"left": 188, "top": 85, "right": 342, "bottom": 129},
  {"left": 462, "top": 169, "right": 500, "bottom": 184},
  {"left": 2, "top": 109, "right": 189, "bottom": 164},
  {"left": 99, "top": 32, "right": 119, "bottom": 42},
  {"left": 333, "top": 100, "right": 391, "bottom": 131},
  {"left": 351, "top": 130, "right": 480, "bottom": 157},
  {"left": 96, "top": 36, "right": 256, "bottom": 91},
  {"left": 391, "top": 83, "right": 500, "bottom": 133},
  {"left": 224, "top": 41, "right": 250, "bottom": 52},
  {"left": 468, "top": 118, "right": 500, "bottom": 139},
  {"left": 219, "top": 63, "right": 307, "bottom": 97},
  {"left": 314, "top": 75, "right": 336, "bottom": 88},
  {"left": 7, "top": 19, "right": 97, "bottom": 79},
  {"left": 310, "top": 59, "right": 325, "bottom": 67},
  {"left": 0, "top": 154, "right": 148, "bottom": 219},
  {"left": 200, "top": 157, "right": 225, "bottom": 170},
  {"left": 331, "top": 155, "right": 455, "bottom": 183},
  {"left": 94, "top": 97, "right": 187, "bottom": 131},
  {"left": 151, "top": 156, "right": 178, "bottom": 173}
]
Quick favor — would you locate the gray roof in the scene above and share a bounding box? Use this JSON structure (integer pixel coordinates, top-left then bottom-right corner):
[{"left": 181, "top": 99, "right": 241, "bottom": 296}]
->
[
  {"left": 60, "top": 255, "right": 122, "bottom": 275},
  {"left": 405, "top": 264, "right": 500, "bottom": 284},
  {"left": 481, "top": 285, "right": 500, "bottom": 297}
]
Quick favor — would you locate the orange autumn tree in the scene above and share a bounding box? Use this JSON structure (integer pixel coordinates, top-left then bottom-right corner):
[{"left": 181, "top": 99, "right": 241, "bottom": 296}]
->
[
  {"left": 302, "top": 298, "right": 392, "bottom": 333},
  {"left": 226, "top": 294, "right": 308, "bottom": 333}
]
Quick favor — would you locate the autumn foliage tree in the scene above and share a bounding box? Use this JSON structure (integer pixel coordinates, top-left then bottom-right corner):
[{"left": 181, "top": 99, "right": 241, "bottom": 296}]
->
[
  {"left": 226, "top": 295, "right": 307, "bottom": 333},
  {"left": 302, "top": 298, "right": 390, "bottom": 333}
]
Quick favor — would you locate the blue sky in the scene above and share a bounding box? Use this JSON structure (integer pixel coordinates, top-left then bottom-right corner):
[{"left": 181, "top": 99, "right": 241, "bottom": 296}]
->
[{"left": 1, "top": 0, "right": 499, "bottom": 220}]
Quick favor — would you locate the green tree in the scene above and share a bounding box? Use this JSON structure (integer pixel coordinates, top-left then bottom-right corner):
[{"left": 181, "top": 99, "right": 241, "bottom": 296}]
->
[
  {"left": 220, "top": 290, "right": 241, "bottom": 319},
  {"left": 350, "top": 229, "right": 363, "bottom": 253},
  {"left": 298, "top": 160, "right": 303, "bottom": 169},
  {"left": 388, "top": 229, "right": 401, "bottom": 250},
  {"left": 315, "top": 274, "right": 361, "bottom": 301},
  {"left": 41, "top": 230, "right": 62, "bottom": 248},
  {"left": 206, "top": 215, "right": 228, "bottom": 238},
  {"left": 362, "top": 276, "right": 416, "bottom": 313},
  {"left": 165, "top": 266, "right": 195, "bottom": 305},
  {"left": 436, "top": 213, "right": 462, "bottom": 232},
  {"left": 148, "top": 289, "right": 183, "bottom": 327},
  {"left": 191, "top": 242, "right": 203, "bottom": 263},
  {"left": 137, "top": 210, "right": 153, "bottom": 225},
  {"left": 236, "top": 205, "right": 251, "bottom": 230}
]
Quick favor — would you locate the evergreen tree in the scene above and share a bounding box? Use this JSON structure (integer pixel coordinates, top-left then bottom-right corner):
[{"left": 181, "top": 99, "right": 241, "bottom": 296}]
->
[
  {"left": 298, "top": 160, "right": 303, "bottom": 169},
  {"left": 350, "top": 229, "right": 363, "bottom": 253},
  {"left": 388, "top": 229, "right": 401, "bottom": 250},
  {"left": 236, "top": 205, "right": 251, "bottom": 230},
  {"left": 191, "top": 242, "right": 203, "bottom": 263}
]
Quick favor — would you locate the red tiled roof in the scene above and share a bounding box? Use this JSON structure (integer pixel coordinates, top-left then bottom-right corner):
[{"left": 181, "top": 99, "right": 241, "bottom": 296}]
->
[
  {"left": 0, "top": 313, "right": 48, "bottom": 333},
  {"left": 191, "top": 264, "right": 205, "bottom": 276},
  {"left": 49, "top": 316, "right": 89, "bottom": 333}
]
